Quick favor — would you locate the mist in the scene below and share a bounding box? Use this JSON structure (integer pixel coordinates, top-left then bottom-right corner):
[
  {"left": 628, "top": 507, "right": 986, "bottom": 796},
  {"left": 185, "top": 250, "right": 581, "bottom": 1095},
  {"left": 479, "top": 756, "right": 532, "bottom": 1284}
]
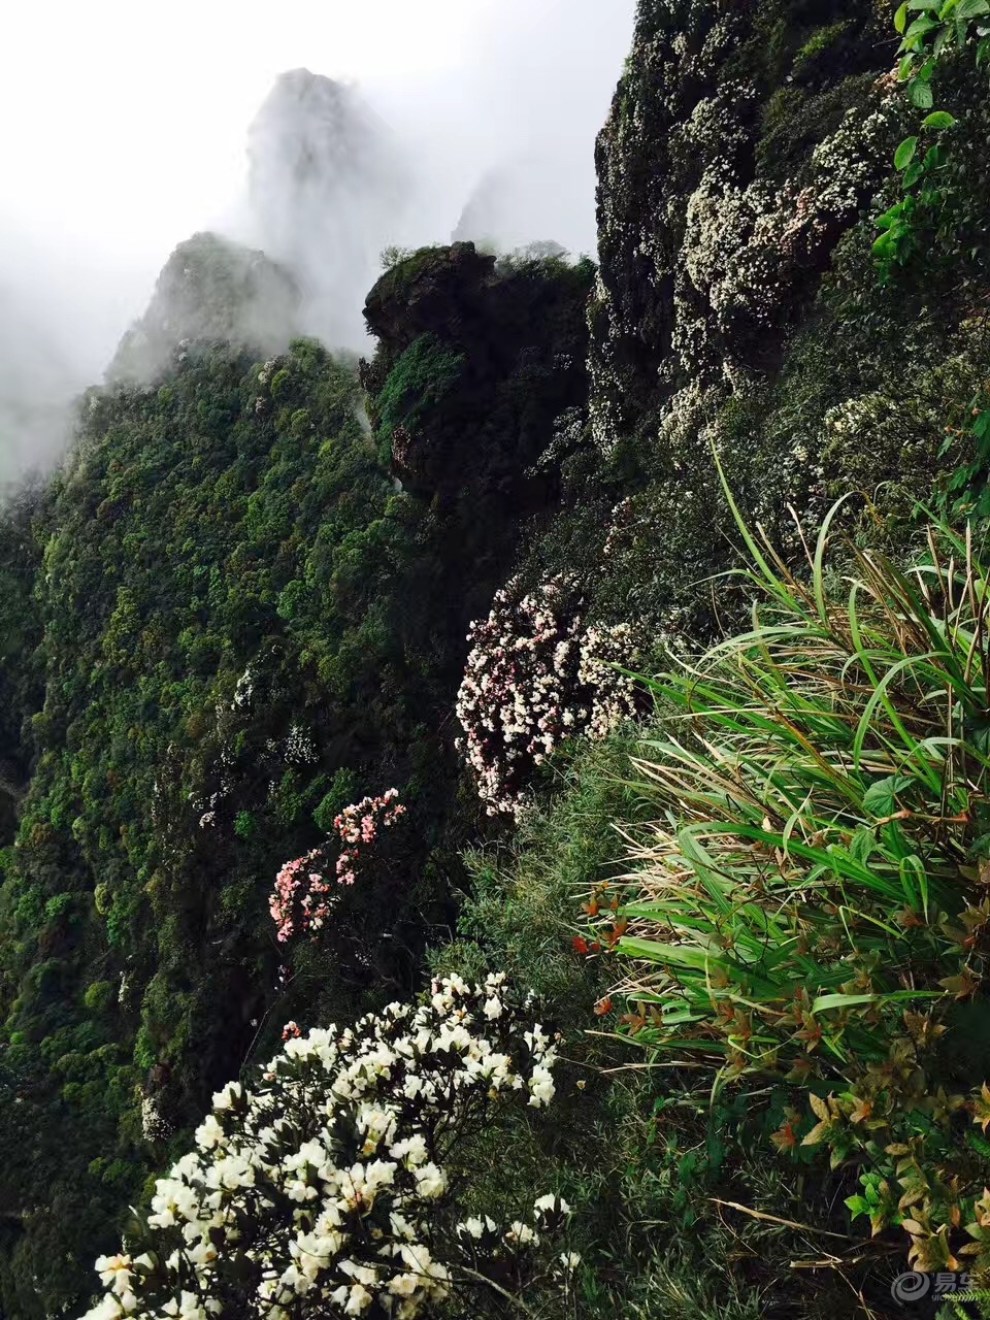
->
[{"left": 0, "top": 0, "right": 634, "bottom": 481}]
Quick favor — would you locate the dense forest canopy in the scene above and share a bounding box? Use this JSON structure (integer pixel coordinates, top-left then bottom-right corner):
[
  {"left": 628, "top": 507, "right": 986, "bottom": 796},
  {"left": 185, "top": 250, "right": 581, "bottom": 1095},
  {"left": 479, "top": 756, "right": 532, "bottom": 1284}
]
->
[{"left": 5, "top": 2, "right": 990, "bottom": 1317}]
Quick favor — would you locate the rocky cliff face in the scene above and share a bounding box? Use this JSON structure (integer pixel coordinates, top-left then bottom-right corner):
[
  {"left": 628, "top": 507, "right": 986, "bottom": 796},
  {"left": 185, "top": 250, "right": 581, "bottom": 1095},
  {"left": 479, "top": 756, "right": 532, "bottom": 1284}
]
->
[
  {"left": 559, "top": 0, "right": 990, "bottom": 642},
  {"left": 590, "top": 0, "right": 896, "bottom": 454}
]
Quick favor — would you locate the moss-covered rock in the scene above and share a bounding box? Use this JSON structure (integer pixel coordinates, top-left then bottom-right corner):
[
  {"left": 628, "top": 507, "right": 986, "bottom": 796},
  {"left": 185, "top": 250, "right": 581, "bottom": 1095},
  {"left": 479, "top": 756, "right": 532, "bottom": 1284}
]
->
[{"left": 362, "top": 242, "right": 594, "bottom": 512}]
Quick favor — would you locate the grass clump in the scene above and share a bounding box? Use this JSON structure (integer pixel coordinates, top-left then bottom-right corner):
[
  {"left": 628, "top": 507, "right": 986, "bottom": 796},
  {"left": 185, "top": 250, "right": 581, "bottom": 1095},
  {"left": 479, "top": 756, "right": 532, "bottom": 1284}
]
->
[{"left": 602, "top": 495, "right": 990, "bottom": 1275}]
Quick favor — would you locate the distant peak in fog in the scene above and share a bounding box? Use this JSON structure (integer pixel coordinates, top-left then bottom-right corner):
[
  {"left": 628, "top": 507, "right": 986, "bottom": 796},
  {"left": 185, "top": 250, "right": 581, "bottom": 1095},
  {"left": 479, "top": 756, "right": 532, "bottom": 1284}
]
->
[
  {"left": 452, "top": 159, "right": 587, "bottom": 258},
  {"left": 244, "top": 68, "right": 410, "bottom": 350}
]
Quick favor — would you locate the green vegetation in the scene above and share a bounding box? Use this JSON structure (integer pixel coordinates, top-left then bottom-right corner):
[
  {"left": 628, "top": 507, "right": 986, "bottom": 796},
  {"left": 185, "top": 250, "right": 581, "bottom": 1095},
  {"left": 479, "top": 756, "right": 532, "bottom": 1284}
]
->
[
  {"left": 432, "top": 737, "right": 904, "bottom": 1317},
  {"left": 602, "top": 500, "right": 990, "bottom": 1271},
  {"left": 0, "top": 338, "right": 463, "bottom": 1313},
  {"left": 373, "top": 332, "right": 466, "bottom": 460},
  {"left": 0, "top": 238, "right": 593, "bottom": 1315},
  {"left": 10, "top": 1, "right": 990, "bottom": 1316}
]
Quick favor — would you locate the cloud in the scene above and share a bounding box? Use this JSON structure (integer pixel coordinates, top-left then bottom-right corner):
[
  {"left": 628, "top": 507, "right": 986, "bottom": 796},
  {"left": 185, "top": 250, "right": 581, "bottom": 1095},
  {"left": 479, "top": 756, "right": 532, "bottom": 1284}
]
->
[{"left": 0, "top": 0, "right": 635, "bottom": 477}]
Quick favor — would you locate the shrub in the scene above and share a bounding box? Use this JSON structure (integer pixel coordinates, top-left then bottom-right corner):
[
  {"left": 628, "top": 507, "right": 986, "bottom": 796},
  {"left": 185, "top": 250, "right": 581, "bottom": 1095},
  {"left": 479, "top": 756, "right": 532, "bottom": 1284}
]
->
[
  {"left": 269, "top": 791, "right": 406, "bottom": 943},
  {"left": 455, "top": 578, "right": 640, "bottom": 817},
  {"left": 83, "top": 981, "right": 114, "bottom": 1014},
  {"left": 80, "top": 975, "right": 573, "bottom": 1319},
  {"left": 600, "top": 498, "right": 990, "bottom": 1272},
  {"left": 312, "top": 771, "right": 361, "bottom": 834},
  {"left": 233, "top": 810, "right": 257, "bottom": 841}
]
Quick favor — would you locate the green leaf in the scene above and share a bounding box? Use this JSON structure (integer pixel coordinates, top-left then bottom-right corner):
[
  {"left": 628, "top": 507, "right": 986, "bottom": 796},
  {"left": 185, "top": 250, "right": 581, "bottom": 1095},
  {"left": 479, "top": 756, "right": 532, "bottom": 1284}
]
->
[
  {"left": 922, "top": 110, "right": 956, "bottom": 129},
  {"left": 902, "top": 162, "right": 925, "bottom": 188},
  {"left": 849, "top": 826, "right": 877, "bottom": 864},
  {"left": 862, "top": 774, "right": 914, "bottom": 818},
  {"left": 812, "top": 993, "right": 879, "bottom": 1012},
  {"left": 899, "top": 853, "right": 930, "bottom": 922},
  {"left": 910, "top": 78, "right": 935, "bottom": 108},
  {"left": 895, "top": 0, "right": 910, "bottom": 29},
  {"left": 958, "top": 0, "right": 990, "bottom": 19},
  {"left": 895, "top": 136, "right": 919, "bottom": 171},
  {"left": 617, "top": 936, "right": 717, "bottom": 971}
]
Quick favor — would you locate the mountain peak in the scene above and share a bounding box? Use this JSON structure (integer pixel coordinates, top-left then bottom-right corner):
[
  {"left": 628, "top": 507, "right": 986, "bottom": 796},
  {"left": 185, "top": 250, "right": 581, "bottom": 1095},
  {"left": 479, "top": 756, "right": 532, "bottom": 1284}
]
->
[
  {"left": 109, "top": 232, "right": 299, "bottom": 380},
  {"left": 245, "top": 68, "right": 409, "bottom": 349}
]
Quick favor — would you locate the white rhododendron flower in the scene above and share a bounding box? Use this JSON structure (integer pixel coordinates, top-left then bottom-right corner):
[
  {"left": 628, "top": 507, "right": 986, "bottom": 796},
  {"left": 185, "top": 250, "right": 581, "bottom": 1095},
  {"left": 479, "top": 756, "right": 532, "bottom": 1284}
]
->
[
  {"left": 456, "top": 576, "right": 640, "bottom": 816},
  {"left": 83, "top": 975, "right": 574, "bottom": 1319}
]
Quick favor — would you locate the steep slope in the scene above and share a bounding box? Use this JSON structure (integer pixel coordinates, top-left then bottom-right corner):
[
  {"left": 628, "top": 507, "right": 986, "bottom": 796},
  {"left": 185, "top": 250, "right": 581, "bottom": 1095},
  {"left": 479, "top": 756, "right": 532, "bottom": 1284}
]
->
[
  {"left": 8, "top": 3, "right": 990, "bottom": 1315},
  {"left": 0, "top": 239, "right": 590, "bottom": 1316},
  {"left": 0, "top": 482, "right": 44, "bottom": 845},
  {"left": 513, "top": 0, "right": 990, "bottom": 645}
]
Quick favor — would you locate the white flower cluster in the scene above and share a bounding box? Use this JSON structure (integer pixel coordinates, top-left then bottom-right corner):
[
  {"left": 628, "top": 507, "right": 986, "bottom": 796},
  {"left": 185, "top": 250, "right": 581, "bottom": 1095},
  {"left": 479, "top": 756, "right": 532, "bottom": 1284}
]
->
[
  {"left": 257, "top": 357, "right": 280, "bottom": 388},
  {"left": 141, "top": 1095, "right": 173, "bottom": 1144},
  {"left": 233, "top": 665, "right": 255, "bottom": 710},
  {"left": 672, "top": 95, "right": 895, "bottom": 397},
  {"left": 456, "top": 578, "right": 640, "bottom": 816},
  {"left": 578, "top": 624, "right": 641, "bottom": 741},
  {"left": 283, "top": 723, "right": 318, "bottom": 767},
  {"left": 83, "top": 975, "right": 567, "bottom": 1320}
]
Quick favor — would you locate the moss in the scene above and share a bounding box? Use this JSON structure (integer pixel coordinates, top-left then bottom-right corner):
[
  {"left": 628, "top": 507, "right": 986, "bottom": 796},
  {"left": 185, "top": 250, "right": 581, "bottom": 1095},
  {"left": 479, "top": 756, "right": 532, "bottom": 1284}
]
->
[
  {"left": 373, "top": 333, "right": 466, "bottom": 444},
  {"left": 792, "top": 20, "right": 854, "bottom": 79}
]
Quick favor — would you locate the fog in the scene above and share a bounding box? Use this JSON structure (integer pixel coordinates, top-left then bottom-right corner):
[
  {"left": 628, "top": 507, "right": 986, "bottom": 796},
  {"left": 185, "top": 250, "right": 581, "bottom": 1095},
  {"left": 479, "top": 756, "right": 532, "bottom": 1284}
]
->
[{"left": 0, "top": 0, "right": 635, "bottom": 481}]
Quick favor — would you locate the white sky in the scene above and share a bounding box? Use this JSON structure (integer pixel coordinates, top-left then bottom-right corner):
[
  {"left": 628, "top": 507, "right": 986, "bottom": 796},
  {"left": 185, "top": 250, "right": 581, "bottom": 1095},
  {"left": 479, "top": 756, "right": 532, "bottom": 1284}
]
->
[{"left": 0, "top": 0, "right": 634, "bottom": 466}]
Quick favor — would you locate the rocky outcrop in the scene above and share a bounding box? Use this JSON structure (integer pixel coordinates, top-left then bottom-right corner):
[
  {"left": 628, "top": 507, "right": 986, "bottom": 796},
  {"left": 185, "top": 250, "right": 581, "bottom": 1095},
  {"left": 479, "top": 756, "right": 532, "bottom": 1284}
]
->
[
  {"left": 363, "top": 243, "right": 496, "bottom": 363},
  {"left": 363, "top": 242, "right": 593, "bottom": 503}
]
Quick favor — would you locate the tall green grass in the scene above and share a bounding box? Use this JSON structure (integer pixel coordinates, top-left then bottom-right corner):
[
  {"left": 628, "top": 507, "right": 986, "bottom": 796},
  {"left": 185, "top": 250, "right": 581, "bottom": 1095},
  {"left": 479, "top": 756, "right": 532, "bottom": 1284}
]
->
[
  {"left": 600, "top": 501, "right": 990, "bottom": 1272},
  {"left": 434, "top": 737, "right": 885, "bottom": 1317}
]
